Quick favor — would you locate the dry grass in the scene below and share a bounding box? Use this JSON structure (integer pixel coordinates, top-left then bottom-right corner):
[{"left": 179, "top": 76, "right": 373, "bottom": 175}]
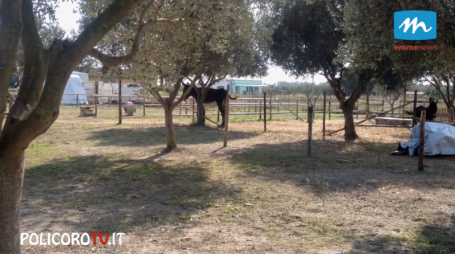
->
[{"left": 20, "top": 106, "right": 455, "bottom": 254}]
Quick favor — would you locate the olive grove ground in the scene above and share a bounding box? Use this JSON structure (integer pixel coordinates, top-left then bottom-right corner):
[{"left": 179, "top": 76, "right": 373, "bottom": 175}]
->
[{"left": 20, "top": 107, "right": 455, "bottom": 254}]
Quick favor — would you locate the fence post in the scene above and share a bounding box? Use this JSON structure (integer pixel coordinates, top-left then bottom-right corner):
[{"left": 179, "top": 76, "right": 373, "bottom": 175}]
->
[
  {"left": 94, "top": 81, "right": 99, "bottom": 105},
  {"left": 192, "top": 97, "right": 195, "bottom": 124},
  {"left": 76, "top": 94, "right": 79, "bottom": 107},
  {"left": 418, "top": 110, "right": 426, "bottom": 171},
  {"left": 412, "top": 90, "right": 418, "bottom": 127},
  {"left": 366, "top": 91, "right": 370, "bottom": 118},
  {"left": 263, "top": 92, "right": 267, "bottom": 132},
  {"left": 223, "top": 85, "right": 230, "bottom": 147},
  {"left": 7, "top": 93, "right": 12, "bottom": 111},
  {"left": 355, "top": 101, "right": 358, "bottom": 119},
  {"left": 118, "top": 77, "right": 122, "bottom": 124},
  {"left": 143, "top": 103, "right": 146, "bottom": 117},
  {"left": 259, "top": 100, "right": 262, "bottom": 120},
  {"left": 308, "top": 106, "right": 313, "bottom": 156},
  {"left": 323, "top": 92, "right": 326, "bottom": 141},
  {"left": 403, "top": 88, "right": 407, "bottom": 118},
  {"left": 296, "top": 100, "right": 299, "bottom": 120},
  {"left": 94, "top": 100, "right": 98, "bottom": 117},
  {"left": 328, "top": 101, "right": 331, "bottom": 120},
  {"left": 269, "top": 92, "right": 272, "bottom": 120}
]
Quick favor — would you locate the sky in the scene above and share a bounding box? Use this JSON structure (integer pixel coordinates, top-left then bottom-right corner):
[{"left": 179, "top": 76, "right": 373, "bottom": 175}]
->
[{"left": 54, "top": 2, "right": 327, "bottom": 85}]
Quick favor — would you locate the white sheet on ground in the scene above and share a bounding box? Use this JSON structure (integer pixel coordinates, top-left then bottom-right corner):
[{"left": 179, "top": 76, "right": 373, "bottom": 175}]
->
[{"left": 399, "top": 122, "right": 455, "bottom": 156}]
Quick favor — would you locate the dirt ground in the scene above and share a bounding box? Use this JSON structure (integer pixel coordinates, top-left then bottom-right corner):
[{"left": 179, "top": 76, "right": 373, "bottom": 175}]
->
[{"left": 20, "top": 107, "right": 455, "bottom": 254}]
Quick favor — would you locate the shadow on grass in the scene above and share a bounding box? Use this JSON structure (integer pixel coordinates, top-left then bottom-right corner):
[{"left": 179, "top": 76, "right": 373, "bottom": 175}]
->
[
  {"left": 347, "top": 214, "right": 455, "bottom": 253},
  {"left": 87, "top": 124, "right": 259, "bottom": 147},
  {"left": 222, "top": 139, "right": 455, "bottom": 194},
  {"left": 22, "top": 155, "right": 241, "bottom": 234}
]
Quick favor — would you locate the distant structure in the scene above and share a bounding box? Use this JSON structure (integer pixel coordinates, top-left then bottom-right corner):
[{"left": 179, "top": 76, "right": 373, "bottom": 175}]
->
[{"left": 212, "top": 79, "right": 269, "bottom": 95}]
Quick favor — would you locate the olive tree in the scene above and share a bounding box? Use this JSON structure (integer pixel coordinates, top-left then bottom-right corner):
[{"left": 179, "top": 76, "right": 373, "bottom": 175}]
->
[
  {"left": 0, "top": 0, "right": 151, "bottom": 252},
  {"left": 342, "top": 0, "right": 455, "bottom": 122},
  {"left": 268, "top": 0, "right": 373, "bottom": 140}
]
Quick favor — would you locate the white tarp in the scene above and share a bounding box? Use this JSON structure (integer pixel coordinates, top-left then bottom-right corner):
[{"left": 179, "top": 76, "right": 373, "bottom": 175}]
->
[
  {"left": 399, "top": 122, "right": 455, "bottom": 156},
  {"left": 61, "top": 74, "right": 87, "bottom": 105}
]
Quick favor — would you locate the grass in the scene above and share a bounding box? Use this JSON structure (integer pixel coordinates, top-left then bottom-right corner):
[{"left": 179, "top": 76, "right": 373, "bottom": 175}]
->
[{"left": 19, "top": 106, "right": 455, "bottom": 253}]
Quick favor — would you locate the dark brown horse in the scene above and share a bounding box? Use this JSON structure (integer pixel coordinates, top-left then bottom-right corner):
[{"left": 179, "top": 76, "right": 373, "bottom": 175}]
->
[
  {"left": 182, "top": 84, "right": 236, "bottom": 127},
  {"left": 413, "top": 97, "right": 438, "bottom": 121}
]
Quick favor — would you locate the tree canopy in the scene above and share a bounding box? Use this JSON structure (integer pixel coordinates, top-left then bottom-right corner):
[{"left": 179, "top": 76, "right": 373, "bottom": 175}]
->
[{"left": 342, "top": 0, "right": 455, "bottom": 121}]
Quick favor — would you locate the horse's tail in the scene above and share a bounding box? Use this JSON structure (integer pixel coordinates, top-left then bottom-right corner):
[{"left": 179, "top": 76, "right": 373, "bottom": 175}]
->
[{"left": 228, "top": 95, "right": 237, "bottom": 100}]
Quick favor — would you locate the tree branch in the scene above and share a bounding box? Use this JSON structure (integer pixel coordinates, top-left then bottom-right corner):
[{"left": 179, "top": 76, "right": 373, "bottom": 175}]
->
[
  {"left": 88, "top": 16, "right": 181, "bottom": 68},
  {"left": 3, "top": 0, "right": 146, "bottom": 151},
  {"left": 7, "top": 0, "right": 48, "bottom": 123},
  {"left": 431, "top": 76, "right": 450, "bottom": 107},
  {"left": 0, "top": 0, "right": 22, "bottom": 135},
  {"left": 172, "top": 72, "right": 202, "bottom": 108}
]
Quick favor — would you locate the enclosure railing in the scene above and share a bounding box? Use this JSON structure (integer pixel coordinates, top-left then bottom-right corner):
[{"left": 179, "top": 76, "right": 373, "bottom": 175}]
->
[{"left": 19, "top": 92, "right": 451, "bottom": 124}]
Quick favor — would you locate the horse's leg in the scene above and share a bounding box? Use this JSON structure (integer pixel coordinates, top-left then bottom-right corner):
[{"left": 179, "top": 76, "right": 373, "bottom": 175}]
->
[{"left": 217, "top": 100, "right": 225, "bottom": 128}]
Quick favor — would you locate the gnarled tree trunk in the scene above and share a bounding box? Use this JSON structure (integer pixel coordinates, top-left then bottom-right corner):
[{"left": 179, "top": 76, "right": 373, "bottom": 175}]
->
[
  {"left": 0, "top": 0, "right": 143, "bottom": 252},
  {"left": 329, "top": 71, "right": 370, "bottom": 141},
  {"left": 195, "top": 88, "right": 208, "bottom": 126},
  {"left": 341, "top": 104, "right": 357, "bottom": 141},
  {"left": 164, "top": 104, "right": 177, "bottom": 149},
  {"left": 0, "top": 151, "right": 25, "bottom": 254}
]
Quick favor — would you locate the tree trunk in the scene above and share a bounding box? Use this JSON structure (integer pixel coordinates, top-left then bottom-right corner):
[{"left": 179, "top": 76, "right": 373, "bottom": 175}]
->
[
  {"left": 196, "top": 101, "right": 205, "bottom": 126},
  {"left": 342, "top": 107, "right": 358, "bottom": 141},
  {"left": 0, "top": 151, "right": 25, "bottom": 254},
  {"left": 195, "top": 89, "right": 208, "bottom": 126},
  {"left": 164, "top": 105, "right": 177, "bottom": 149}
]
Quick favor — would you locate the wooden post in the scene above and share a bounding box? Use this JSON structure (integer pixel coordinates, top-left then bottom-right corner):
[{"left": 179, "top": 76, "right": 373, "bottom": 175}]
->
[
  {"left": 259, "top": 101, "right": 262, "bottom": 120},
  {"left": 269, "top": 92, "right": 272, "bottom": 120},
  {"left": 94, "top": 98, "right": 98, "bottom": 117},
  {"left": 192, "top": 97, "right": 195, "bottom": 123},
  {"left": 403, "top": 88, "right": 407, "bottom": 118},
  {"left": 143, "top": 103, "right": 146, "bottom": 116},
  {"left": 418, "top": 110, "right": 426, "bottom": 171},
  {"left": 323, "top": 92, "right": 326, "bottom": 141},
  {"left": 328, "top": 101, "right": 331, "bottom": 120},
  {"left": 223, "top": 85, "right": 230, "bottom": 147},
  {"left": 412, "top": 90, "right": 418, "bottom": 127},
  {"left": 355, "top": 101, "right": 358, "bottom": 119},
  {"left": 76, "top": 94, "right": 79, "bottom": 107},
  {"left": 366, "top": 91, "right": 370, "bottom": 118},
  {"left": 263, "top": 92, "right": 267, "bottom": 132},
  {"left": 7, "top": 94, "right": 12, "bottom": 111},
  {"left": 118, "top": 77, "right": 122, "bottom": 124},
  {"left": 296, "top": 100, "right": 299, "bottom": 120},
  {"left": 94, "top": 81, "right": 99, "bottom": 105},
  {"left": 308, "top": 106, "right": 313, "bottom": 156}
]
